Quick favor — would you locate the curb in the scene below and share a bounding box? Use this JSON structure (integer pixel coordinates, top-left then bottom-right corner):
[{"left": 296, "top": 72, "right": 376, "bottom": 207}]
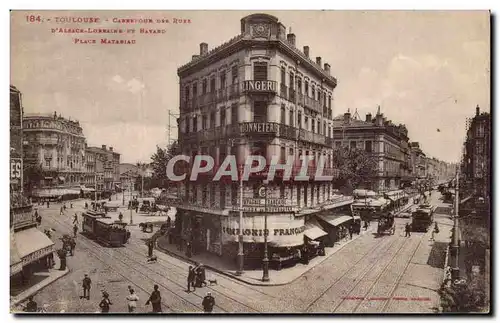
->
[
  {"left": 156, "top": 228, "right": 373, "bottom": 287},
  {"left": 12, "top": 267, "right": 71, "bottom": 306}
]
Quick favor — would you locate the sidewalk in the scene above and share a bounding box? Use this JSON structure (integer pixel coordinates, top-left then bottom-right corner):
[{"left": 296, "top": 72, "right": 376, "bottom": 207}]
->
[
  {"left": 10, "top": 255, "right": 70, "bottom": 308},
  {"left": 156, "top": 226, "right": 374, "bottom": 286}
]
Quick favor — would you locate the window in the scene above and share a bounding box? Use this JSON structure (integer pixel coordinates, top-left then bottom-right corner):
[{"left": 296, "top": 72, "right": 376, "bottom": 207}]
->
[
  {"left": 281, "top": 105, "right": 286, "bottom": 124},
  {"left": 250, "top": 141, "right": 267, "bottom": 163},
  {"left": 311, "top": 120, "right": 315, "bottom": 133},
  {"left": 350, "top": 141, "right": 357, "bottom": 150},
  {"left": 298, "top": 112, "right": 302, "bottom": 128},
  {"left": 202, "top": 79, "right": 207, "bottom": 94},
  {"left": 280, "top": 67, "right": 286, "bottom": 85},
  {"left": 254, "top": 101, "right": 267, "bottom": 123},
  {"left": 476, "top": 123, "right": 485, "bottom": 137},
  {"left": 254, "top": 62, "right": 268, "bottom": 81},
  {"left": 323, "top": 122, "right": 326, "bottom": 135},
  {"left": 219, "top": 145, "right": 227, "bottom": 164},
  {"left": 46, "top": 160, "right": 50, "bottom": 167},
  {"left": 210, "top": 77, "right": 216, "bottom": 93},
  {"left": 192, "top": 82, "right": 197, "bottom": 97},
  {"left": 328, "top": 95, "right": 332, "bottom": 109},
  {"left": 220, "top": 71, "right": 226, "bottom": 89},
  {"left": 281, "top": 146, "right": 286, "bottom": 163},
  {"left": 193, "top": 116, "right": 198, "bottom": 132},
  {"left": 312, "top": 85, "right": 315, "bottom": 99},
  {"left": 231, "top": 183, "right": 238, "bottom": 205},
  {"left": 289, "top": 147, "right": 294, "bottom": 158},
  {"left": 305, "top": 116, "right": 309, "bottom": 130},
  {"left": 328, "top": 125, "right": 331, "bottom": 137},
  {"left": 305, "top": 81, "right": 309, "bottom": 96},
  {"left": 290, "top": 110, "right": 294, "bottom": 127},
  {"left": 231, "top": 104, "right": 238, "bottom": 124},
  {"left": 220, "top": 109, "right": 226, "bottom": 126},
  {"left": 202, "top": 115, "right": 207, "bottom": 130},
  {"left": 231, "top": 65, "right": 238, "bottom": 84},
  {"left": 210, "top": 112, "right": 215, "bottom": 129},
  {"left": 193, "top": 185, "right": 198, "bottom": 202},
  {"left": 210, "top": 183, "right": 216, "bottom": 206},
  {"left": 297, "top": 78, "right": 302, "bottom": 94},
  {"left": 365, "top": 141, "right": 372, "bottom": 153},
  {"left": 289, "top": 73, "right": 295, "bottom": 90},
  {"left": 184, "top": 86, "right": 190, "bottom": 102}
]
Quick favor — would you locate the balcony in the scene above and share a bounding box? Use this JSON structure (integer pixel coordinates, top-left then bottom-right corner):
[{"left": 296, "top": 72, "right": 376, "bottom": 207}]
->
[
  {"left": 299, "top": 129, "right": 326, "bottom": 145},
  {"left": 304, "top": 96, "right": 322, "bottom": 113},
  {"left": 241, "top": 80, "right": 277, "bottom": 95},
  {"left": 39, "top": 137, "right": 58, "bottom": 146}
]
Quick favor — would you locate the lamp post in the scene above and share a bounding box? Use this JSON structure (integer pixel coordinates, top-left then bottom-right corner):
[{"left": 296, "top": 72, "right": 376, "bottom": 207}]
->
[
  {"left": 262, "top": 179, "right": 270, "bottom": 282},
  {"left": 129, "top": 177, "right": 133, "bottom": 225}
]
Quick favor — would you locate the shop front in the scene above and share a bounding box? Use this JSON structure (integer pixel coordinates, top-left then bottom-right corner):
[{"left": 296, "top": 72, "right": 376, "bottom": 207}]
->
[{"left": 221, "top": 213, "right": 305, "bottom": 269}]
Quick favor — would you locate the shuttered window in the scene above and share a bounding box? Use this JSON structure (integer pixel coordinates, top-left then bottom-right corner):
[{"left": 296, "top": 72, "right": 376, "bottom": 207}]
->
[{"left": 253, "top": 62, "right": 268, "bottom": 81}]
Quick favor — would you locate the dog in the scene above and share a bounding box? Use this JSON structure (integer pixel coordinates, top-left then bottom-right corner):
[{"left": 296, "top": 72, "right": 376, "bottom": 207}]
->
[
  {"left": 147, "top": 256, "right": 158, "bottom": 263},
  {"left": 207, "top": 278, "right": 217, "bottom": 286}
]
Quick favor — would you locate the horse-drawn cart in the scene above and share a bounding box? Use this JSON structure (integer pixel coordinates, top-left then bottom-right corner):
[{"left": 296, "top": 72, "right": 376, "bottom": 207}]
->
[{"left": 377, "top": 213, "right": 396, "bottom": 235}]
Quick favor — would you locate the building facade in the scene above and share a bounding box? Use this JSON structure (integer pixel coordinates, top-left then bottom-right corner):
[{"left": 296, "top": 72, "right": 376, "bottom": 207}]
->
[
  {"left": 23, "top": 112, "right": 86, "bottom": 189},
  {"left": 175, "top": 13, "right": 353, "bottom": 263},
  {"left": 85, "top": 145, "right": 121, "bottom": 193},
  {"left": 462, "top": 105, "right": 491, "bottom": 201},
  {"left": 331, "top": 108, "right": 410, "bottom": 192},
  {"left": 10, "top": 85, "right": 55, "bottom": 284}
]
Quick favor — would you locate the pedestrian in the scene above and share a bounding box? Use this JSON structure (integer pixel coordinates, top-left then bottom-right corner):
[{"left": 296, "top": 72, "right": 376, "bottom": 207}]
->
[
  {"left": 118, "top": 212, "right": 123, "bottom": 222},
  {"left": 58, "top": 249, "right": 67, "bottom": 270},
  {"left": 348, "top": 224, "right": 354, "bottom": 240},
  {"left": 145, "top": 285, "right": 162, "bottom": 313},
  {"left": 82, "top": 274, "right": 91, "bottom": 300},
  {"left": 59, "top": 206, "right": 64, "bottom": 215},
  {"left": 363, "top": 221, "right": 368, "bottom": 231},
  {"left": 301, "top": 244, "right": 309, "bottom": 265},
  {"left": 36, "top": 214, "right": 42, "bottom": 226},
  {"left": 202, "top": 292, "right": 215, "bottom": 313},
  {"left": 199, "top": 264, "right": 207, "bottom": 287},
  {"left": 47, "top": 201, "right": 50, "bottom": 208},
  {"left": 99, "top": 291, "right": 112, "bottom": 313},
  {"left": 187, "top": 266, "right": 196, "bottom": 292},
  {"left": 69, "top": 238, "right": 76, "bottom": 256},
  {"left": 73, "top": 224, "right": 78, "bottom": 238},
  {"left": 166, "top": 216, "right": 171, "bottom": 228},
  {"left": 73, "top": 213, "right": 78, "bottom": 225},
  {"left": 63, "top": 203, "right": 67, "bottom": 210},
  {"left": 147, "top": 240, "right": 154, "bottom": 258},
  {"left": 405, "top": 223, "right": 411, "bottom": 237},
  {"left": 126, "top": 288, "right": 139, "bottom": 313},
  {"left": 186, "top": 241, "right": 192, "bottom": 258},
  {"left": 24, "top": 296, "right": 38, "bottom": 312},
  {"left": 70, "top": 203, "right": 73, "bottom": 208}
]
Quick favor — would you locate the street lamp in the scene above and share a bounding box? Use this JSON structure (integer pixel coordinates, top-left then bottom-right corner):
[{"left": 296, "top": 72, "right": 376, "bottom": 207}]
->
[{"left": 262, "top": 179, "right": 270, "bottom": 282}]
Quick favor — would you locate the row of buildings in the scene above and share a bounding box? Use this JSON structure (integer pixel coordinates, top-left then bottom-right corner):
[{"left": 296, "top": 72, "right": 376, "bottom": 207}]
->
[
  {"left": 171, "top": 13, "right": 456, "bottom": 267},
  {"left": 16, "top": 92, "right": 122, "bottom": 197}
]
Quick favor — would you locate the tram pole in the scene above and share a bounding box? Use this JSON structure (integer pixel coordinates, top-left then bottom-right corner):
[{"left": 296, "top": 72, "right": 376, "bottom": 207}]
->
[{"left": 129, "top": 178, "right": 133, "bottom": 225}]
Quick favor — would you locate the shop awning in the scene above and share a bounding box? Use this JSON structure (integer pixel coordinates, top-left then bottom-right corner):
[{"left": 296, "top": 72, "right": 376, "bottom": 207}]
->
[
  {"left": 317, "top": 214, "right": 353, "bottom": 227},
  {"left": 304, "top": 218, "right": 327, "bottom": 240},
  {"left": 353, "top": 215, "right": 361, "bottom": 220},
  {"left": 10, "top": 230, "right": 22, "bottom": 276},
  {"left": 15, "top": 228, "right": 55, "bottom": 266}
]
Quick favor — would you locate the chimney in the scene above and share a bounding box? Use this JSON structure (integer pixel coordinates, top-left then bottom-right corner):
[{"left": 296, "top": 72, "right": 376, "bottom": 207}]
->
[
  {"left": 316, "top": 57, "right": 322, "bottom": 66},
  {"left": 476, "top": 104, "right": 480, "bottom": 116},
  {"left": 366, "top": 113, "right": 372, "bottom": 122},
  {"left": 102, "top": 145, "right": 106, "bottom": 150},
  {"left": 343, "top": 109, "right": 351, "bottom": 124},
  {"left": 303, "top": 46, "right": 309, "bottom": 58},
  {"left": 200, "top": 42, "right": 208, "bottom": 56},
  {"left": 192, "top": 54, "right": 200, "bottom": 61},
  {"left": 287, "top": 33, "right": 296, "bottom": 46},
  {"left": 109, "top": 147, "right": 113, "bottom": 152},
  {"left": 324, "top": 63, "right": 331, "bottom": 75}
]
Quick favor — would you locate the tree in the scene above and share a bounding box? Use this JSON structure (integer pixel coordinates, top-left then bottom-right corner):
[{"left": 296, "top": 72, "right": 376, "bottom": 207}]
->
[
  {"left": 149, "top": 141, "right": 180, "bottom": 189},
  {"left": 331, "top": 147, "right": 378, "bottom": 194}
]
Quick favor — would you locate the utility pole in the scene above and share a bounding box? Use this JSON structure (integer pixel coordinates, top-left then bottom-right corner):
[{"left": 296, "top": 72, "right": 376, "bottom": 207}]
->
[{"left": 451, "top": 171, "right": 460, "bottom": 280}]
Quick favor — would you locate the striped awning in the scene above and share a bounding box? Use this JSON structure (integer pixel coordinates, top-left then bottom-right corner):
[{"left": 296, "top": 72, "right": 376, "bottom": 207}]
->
[
  {"left": 14, "top": 228, "right": 54, "bottom": 267},
  {"left": 304, "top": 218, "right": 327, "bottom": 240}
]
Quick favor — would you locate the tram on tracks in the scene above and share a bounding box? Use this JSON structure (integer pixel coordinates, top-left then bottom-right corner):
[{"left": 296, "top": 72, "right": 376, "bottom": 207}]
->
[
  {"left": 411, "top": 204, "right": 435, "bottom": 232},
  {"left": 82, "top": 211, "right": 130, "bottom": 247},
  {"left": 377, "top": 212, "right": 396, "bottom": 235}
]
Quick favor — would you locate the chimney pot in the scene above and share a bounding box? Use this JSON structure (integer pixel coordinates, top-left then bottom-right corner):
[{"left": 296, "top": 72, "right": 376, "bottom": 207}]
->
[
  {"left": 200, "top": 43, "right": 208, "bottom": 56},
  {"left": 286, "top": 33, "right": 296, "bottom": 46},
  {"left": 316, "top": 57, "right": 322, "bottom": 66},
  {"left": 102, "top": 145, "right": 106, "bottom": 150},
  {"left": 476, "top": 105, "right": 480, "bottom": 116},
  {"left": 344, "top": 111, "right": 351, "bottom": 124},
  {"left": 366, "top": 113, "right": 372, "bottom": 122},
  {"left": 324, "top": 63, "right": 331, "bottom": 75},
  {"left": 303, "top": 46, "right": 309, "bottom": 57},
  {"left": 109, "top": 147, "right": 113, "bottom": 152}
]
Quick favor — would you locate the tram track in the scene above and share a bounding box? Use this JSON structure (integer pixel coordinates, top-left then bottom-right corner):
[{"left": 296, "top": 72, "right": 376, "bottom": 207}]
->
[
  {"left": 44, "top": 210, "right": 261, "bottom": 313},
  {"left": 304, "top": 232, "right": 400, "bottom": 312},
  {"left": 43, "top": 212, "right": 205, "bottom": 312}
]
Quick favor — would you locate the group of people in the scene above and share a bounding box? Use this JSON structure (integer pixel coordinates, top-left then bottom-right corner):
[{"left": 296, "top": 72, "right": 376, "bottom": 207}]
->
[{"left": 187, "top": 263, "right": 207, "bottom": 292}]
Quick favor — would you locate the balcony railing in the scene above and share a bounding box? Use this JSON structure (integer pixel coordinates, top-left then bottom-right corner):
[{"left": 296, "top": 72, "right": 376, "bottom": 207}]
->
[
  {"left": 304, "top": 95, "right": 322, "bottom": 113},
  {"left": 299, "top": 129, "right": 326, "bottom": 145}
]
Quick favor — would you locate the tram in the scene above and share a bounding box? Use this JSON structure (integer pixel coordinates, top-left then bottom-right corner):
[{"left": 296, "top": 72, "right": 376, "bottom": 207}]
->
[
  {"left": 377, "top": 212, "right": 396, "bottom": 235},
  {"left": 82, "top": 211, "right": 130, "bottom": 247},
  {"left": 411, "top": 204, "right": 435, "bottom": 232}
]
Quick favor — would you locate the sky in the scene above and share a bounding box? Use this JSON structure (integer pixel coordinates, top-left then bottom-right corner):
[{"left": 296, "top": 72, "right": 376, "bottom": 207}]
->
[{"left": 10, "top": 10, "right": 490, "bottom": 164}]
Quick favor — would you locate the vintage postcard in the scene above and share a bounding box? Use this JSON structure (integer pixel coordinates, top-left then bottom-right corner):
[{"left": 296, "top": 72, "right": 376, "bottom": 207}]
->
[{"left": 9, "top": 10, "right": 490, "bottom": 314}]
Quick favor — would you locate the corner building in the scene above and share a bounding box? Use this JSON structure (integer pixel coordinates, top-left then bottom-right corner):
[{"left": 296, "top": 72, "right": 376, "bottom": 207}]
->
[{"left": 176, "top": 14, "right": 353, "bottom": 266}]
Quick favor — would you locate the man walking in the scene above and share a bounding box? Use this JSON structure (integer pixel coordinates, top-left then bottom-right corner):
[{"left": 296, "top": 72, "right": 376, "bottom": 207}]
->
[
  {"left": 202, "top": 292, "right": 215, "bottom": 313},
  {"left": 405, "top": 223, "right": 411, "bottom": 237},
  {"left": 73, "top": 224, "right": 78, "bottom": 238},
  {"left": 145, "top": 285, "right": 162, "bottom": 313},
  {"left": 60, "top": 206, "right": 64, "bottom": 215},
  {"left": 348, "top": 224, "right": 354, "bottom": 240},
  {"left": 73, "top": 213, "right": 79, "bottom": 225},
  {"left": 82, "top": 274, "right": 91, "bottom": 300}
]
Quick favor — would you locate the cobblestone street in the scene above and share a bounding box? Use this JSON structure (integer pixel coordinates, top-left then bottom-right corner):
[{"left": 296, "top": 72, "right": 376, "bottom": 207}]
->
[{"left": 19, "top": 191, "right": 451, "bottom": 313}]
